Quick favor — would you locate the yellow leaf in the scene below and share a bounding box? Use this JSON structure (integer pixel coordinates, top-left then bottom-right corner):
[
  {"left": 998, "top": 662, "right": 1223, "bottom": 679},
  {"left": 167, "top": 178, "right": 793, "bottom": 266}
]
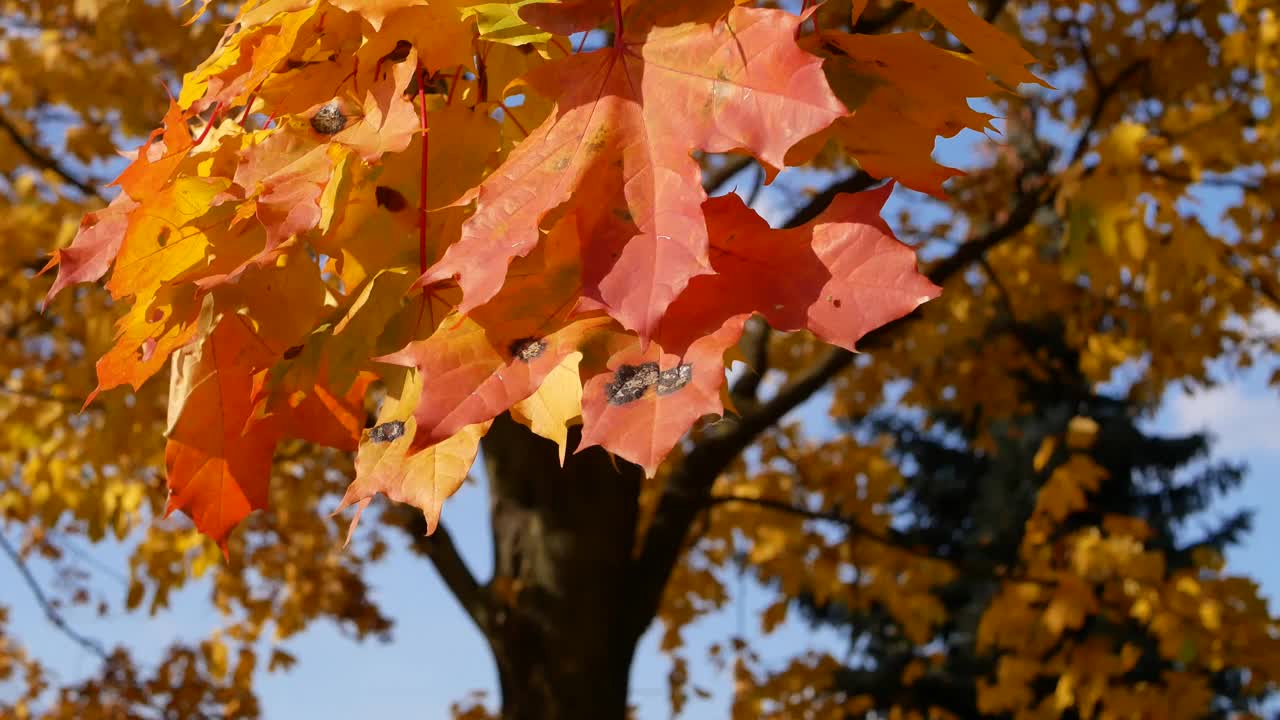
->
[{"left": 509, "top": 352, "right": 584, "bottom": 463}]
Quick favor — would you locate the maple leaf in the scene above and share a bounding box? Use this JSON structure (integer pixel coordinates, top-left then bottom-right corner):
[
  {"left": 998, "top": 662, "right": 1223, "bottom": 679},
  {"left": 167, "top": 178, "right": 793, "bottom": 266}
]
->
[
  {"left": 376, "top": 216, "right": 602, "bottom": 451},
  {"left": 905, "top": 0, "right": 1049, "bottom": 89},
  {"left": 268, "top": 269, "right": 418, "bottom": 400},
  {"left": 41, "top": 194, "right": 138, "bottom": 304},
  {"left": 418, "top": 4, "right": 846, "bottom": 340},
  {"left": 792, "top": 32, "right": 1003, "bottom": 197},
  {"left": 464, "top": 0, "right": 554, "bottom": 45},
  {"left": 335, "top": 368, "right": 487, "bottom": 540},
  {"left": 262, "top": 368, "right": 376, "bottom": 453},
  {"left": 577, "top": 318, "right": 747, "bottom": 475},
  {"left": 164, "top": 313, "right": 283, "bottom": 550},
  {"left": 379, "top": 314, "right": 610, "bottom": 452},
  {"left": 105, "top": 177, "right": 232, "bottom": 300},
  {"left": 227, "top": 130, "right": 333, "bottom": 259},
  {"left": 516, "top": 0, "right": 625, "bottom": 36},
  {"left": 330, "top": 48, "right": 421, "bottom": 163},
  {"left": 349, "top": 3, "right": 474, "bottom": 73},
  {"left": 90, "top": 285, "right": 201, "bottom": 405},
  {"left": 656, "top": 183, "right": 942, "bottom": 354},
  {"left": 180, "top": 4, "right": 322, "bottom": 111},
  {"left": 573, "top": 184, "right": 937, "bottom": 472},
  {"left": 211, "top": 248, "right": 331, "bottom": 353},
  {"left": 113, "top": 101, "right": 195, "bottom": 200},
  {"left": 509, "top": 351, "right": 585, "bottom": 463}
]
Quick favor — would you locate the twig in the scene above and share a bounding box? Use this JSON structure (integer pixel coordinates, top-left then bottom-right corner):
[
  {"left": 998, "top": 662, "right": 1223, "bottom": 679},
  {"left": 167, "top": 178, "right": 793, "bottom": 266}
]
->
[
  {"left": 0, "top": 531, "right": 110, "bottom": 660},
  {"left": 702, "top": 155, "right": 755, "bottom": 195},
  {"left": 729, "top": 318, "right": 771, "bottom": 408},
  {"left": 0, "top": 110, "right": 104, "bottom": 199}
]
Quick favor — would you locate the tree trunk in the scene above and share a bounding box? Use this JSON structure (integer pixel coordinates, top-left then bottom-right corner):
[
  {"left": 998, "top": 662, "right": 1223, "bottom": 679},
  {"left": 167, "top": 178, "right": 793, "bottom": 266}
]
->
[{"left": 481, "top": 413, "right": 646, "bottom": 720}]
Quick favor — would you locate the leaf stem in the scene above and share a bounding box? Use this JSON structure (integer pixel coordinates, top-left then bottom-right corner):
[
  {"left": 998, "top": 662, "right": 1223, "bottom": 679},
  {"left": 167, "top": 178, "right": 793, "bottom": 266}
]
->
[
  {"left": 445, "top": 66, "right": 463, "bottom": 106},
  {"left": 194, "top": 101, "right": 224, "bottom": 145},
  {"left": 238, "top": 91, "right": 259, "bottom": 127},
  {"left": 500, "top": 102, "right": 529, "bottom": 137},
  {"left": 612, "top": 0, "right": 624, "bottom": 47},
  {"left": 417, "top": 66, "right": 431, "bottom": 327}
]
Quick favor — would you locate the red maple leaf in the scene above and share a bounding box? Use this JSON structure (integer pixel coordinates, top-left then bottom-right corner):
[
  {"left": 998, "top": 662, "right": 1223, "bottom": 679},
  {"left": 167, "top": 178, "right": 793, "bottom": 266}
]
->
[{"left": 418, "top": 4, "right": 846, "bottom": 341}]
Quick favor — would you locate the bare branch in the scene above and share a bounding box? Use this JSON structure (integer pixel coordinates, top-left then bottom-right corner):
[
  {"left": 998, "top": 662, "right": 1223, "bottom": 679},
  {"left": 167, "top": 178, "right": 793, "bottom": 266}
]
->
[
  {"left": 1068, "top": 6, "right": 1199, "bottom": 167},
  {"left": 728, "top": 318, "right": 771, "bottom": 409},
  {"left": 706, "top": 495, "right": 1060, "bottom": 590},
  {"left": 705, "top": 495, "right": 934, "bottom": 563},
  {"left": 391, "top": 506, "right": 492, "bottom": 633},
  {"left": 0, "top": 110, "right": 104, "bottom": 200},
  {"left": 785, "top": 170, "right": 878, "bottom": 227},
  {"left": 0, "top": 530, "right": 110, "bottom": 659},
  {"left": 702, "top": 155, "right": 755, "bottom": 195}
]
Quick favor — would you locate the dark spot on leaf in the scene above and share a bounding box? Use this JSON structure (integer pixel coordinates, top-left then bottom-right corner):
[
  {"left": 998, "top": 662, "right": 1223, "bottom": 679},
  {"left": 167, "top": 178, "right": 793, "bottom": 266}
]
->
[
  {"left": 656, "top": 363, "right": 693, "bottom": 396},
  {"left": 156, "top": 226, "right": 171, "bottom": 246},
  {"left": 147, "top": 307, "right": 164, "bottom": 323},
  {"left": 509, "top": 337, "right": 547, "bottom": 363},
  {"left": 612, "top": 207, "right": 633, "bottom": 222},
  {"left": 375, "top": 185, "right": 408, "bottom": 212},
  {"left": 425, "top": 75, "right": 449, "bottom": 94},
  {"left": 605, "top": 362, "right": 659, "bottom": 406},
  {"left": 385, "top": 40, "right": 413, "bottom": 62},
  {"left": 370, "top": 421, "right": 406, "bottom": 443},
  {"left": 283, "top": 345, "right": 304, "bottom": 359},
  {"left": 831, "top": 297, "right": 842, "bottom": 308},
  {"left": 310, "top": 102, "right": 347, "bottom": 134}
]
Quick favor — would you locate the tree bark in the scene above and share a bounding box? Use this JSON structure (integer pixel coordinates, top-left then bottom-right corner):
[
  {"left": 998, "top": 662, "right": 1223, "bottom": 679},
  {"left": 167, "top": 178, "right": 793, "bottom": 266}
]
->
[{"left": 481, "top": 413, "right": 645, "bottom": 720}]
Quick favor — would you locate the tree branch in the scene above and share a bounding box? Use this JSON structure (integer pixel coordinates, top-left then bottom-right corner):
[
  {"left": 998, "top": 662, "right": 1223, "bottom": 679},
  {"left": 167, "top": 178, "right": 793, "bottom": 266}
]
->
[
  {"left": 1068, "top": 57, "right": 1148, "bottom": 167},
  {"left": 785, "top": 170, "right": 878, "bottom": 227},
  {"left": 0, "top": 530, "right": 110, "bottom": 659},
  {"left": 704, "top": 494, "right": 1061, "bottom": 590},
  {"left": 627, "top": 176, "right": 1053, "bottom": 637},
  {"left": 1066, "top": 5, "right": 1200, "bottom": 168},
  {"left": 0, "top": 110, "right": 104, "bottom": 200},
  {"left": 728, "top": 318, "right": 771, "bottom": 409},
  {"left": 392, "top": 507, "right": 492, "bottom": 633},
  {"left": 705, "top": 495, "right": 956, "bottom": 572},
  {"left": 702, "top": 155, "right": 755, "bottom": 195}
]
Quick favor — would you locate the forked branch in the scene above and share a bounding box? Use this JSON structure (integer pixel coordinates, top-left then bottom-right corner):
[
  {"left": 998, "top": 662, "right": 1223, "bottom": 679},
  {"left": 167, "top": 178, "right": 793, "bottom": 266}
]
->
[{"left": 626, "top": 174, "right": 1053, "bottom": 638}]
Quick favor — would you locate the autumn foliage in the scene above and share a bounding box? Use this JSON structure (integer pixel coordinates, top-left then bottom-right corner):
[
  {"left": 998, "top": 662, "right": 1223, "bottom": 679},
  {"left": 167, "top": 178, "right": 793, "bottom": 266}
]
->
[
  {"left": 42, "top": 0, "right": 956, "bottom": 546},
  {"left": 5, "top": 0, "right": 1280, "bottom": 717}
]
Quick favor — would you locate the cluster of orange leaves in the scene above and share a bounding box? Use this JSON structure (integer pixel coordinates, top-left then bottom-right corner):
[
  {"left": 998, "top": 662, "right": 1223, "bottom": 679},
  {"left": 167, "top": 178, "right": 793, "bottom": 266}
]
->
[{"left": 41, "top": 0, "right": 1049, "bottom": 550}]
